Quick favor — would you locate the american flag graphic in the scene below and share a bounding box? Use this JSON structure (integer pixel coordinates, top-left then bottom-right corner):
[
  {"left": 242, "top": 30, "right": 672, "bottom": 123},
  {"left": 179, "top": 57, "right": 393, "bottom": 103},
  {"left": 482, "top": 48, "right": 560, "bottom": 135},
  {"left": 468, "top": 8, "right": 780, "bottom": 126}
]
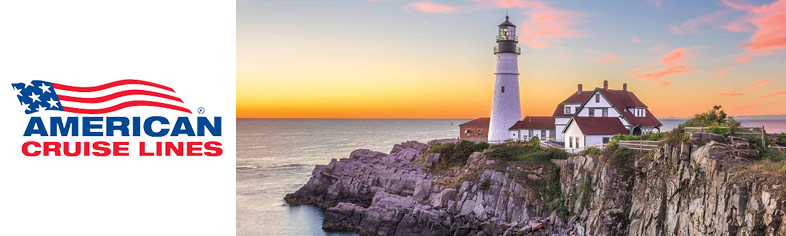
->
[{"left": 11, "top": 80, "right": 191, "bottom": 115}]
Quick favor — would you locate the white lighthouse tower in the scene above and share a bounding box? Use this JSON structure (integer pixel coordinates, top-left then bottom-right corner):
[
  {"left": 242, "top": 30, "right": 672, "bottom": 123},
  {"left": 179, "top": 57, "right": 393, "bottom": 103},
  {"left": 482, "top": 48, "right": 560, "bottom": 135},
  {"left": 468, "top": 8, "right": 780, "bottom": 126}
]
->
[{"left": 488, "top": 15, "right": 522, "bottom": 143}]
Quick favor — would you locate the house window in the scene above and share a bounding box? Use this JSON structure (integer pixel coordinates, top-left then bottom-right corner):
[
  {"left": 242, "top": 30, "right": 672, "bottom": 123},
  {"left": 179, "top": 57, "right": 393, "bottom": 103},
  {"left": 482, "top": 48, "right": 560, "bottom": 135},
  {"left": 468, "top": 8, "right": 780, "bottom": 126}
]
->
[
  {"left": 568, "top": 136, "right": 573, "bottom": 148},
  {"left": 595, "top": 94, "right": 600, "bottom": 103},
  {"left": 501, "top": 86, "right": 505, "bottom": 93},
  {"left": 565, "top": 106, "right": 571, "bottom": 114},
  {"left": 602, "top": 108, "right": 608, "bottom": 117},
  {"left": 465, "top": 129, "right": 471, "bottom": 137},
  {"left": 541, "top": 130, "right": 546, "bottom": 137},
  {"left": 576, "top": 137, "right": 581, "bottom": 148},
  {"left": 478, "top": 129, "right": 483, "bottom": 136},
  {"left": 603, "top": 137, "right": 610, "bottom": 144},
  {"left": 589, "top": 108, "right": 595, "bottom": 117}
]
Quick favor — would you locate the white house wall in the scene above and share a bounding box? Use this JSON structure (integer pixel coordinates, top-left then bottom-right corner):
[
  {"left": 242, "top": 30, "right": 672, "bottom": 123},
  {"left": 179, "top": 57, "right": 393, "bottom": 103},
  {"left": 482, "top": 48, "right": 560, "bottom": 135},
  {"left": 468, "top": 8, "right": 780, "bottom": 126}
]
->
[
  {"left": 510, "top": 129, "right": 554, "bottom": 141},
  {"left": 563, "top": 122, "right": 584, "bottom": 149},
  {"left": 555, "top": 124, "right": 566, "bottom": 141},
  {"left": 585, "top": 135, "right": 613, "bottom": 148}
]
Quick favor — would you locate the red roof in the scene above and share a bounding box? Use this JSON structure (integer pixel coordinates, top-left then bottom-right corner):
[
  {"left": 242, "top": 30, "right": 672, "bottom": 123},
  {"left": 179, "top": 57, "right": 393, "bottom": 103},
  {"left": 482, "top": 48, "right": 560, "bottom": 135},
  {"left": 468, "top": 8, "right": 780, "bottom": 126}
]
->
[
  {"left": 596, "top": 89, "right": 662, "bottom": 127},
  {"left": 568, "top": 117, "right": 629, "bottom": 135},
  {"left": 509, "top": 116, "right": 555, "bottom": 130},
  {"left": 459, "top": 117, "right": 489, "bottom": 127},
  {"left": 552, "top": 91, "right": 593, "bottom": 117}
]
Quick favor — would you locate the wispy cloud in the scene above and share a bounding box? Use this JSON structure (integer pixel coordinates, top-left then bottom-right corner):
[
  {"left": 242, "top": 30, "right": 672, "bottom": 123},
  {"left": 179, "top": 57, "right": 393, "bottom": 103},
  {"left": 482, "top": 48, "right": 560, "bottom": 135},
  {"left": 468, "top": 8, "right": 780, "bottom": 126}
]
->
[
  {"left": 403, "top": 0, "right": 588, "bottom": 49},
  {"left": 723, "top": 0, "right": 786, "bottom": 62},
  {"left": 670, "top": 10, "right": 730, "bottom": 34},
  {"left": 518, "top": 6, "right": 588, "bottom": 49},
  {"left": 719, "top": 91, "right": 746, "bottom": 96},
  {"left": 628, "top": 48, "right": 692, "bottom": 86},
  {"left": 761, "top": 91, "right": 786, "bottom": 98},
  {"left": 404, "top": 2, "right": 461, "bottom": 14},
  {"left": 647, "top": 0, "right": 663, "bottom": 7},
  {"left": 714, "top": 66, "right": 735, "bottom": 77},
  {"left": 630, "top": 36, "right": 643, "bottom": 43},
  {"left": 589, "top": 53, "right": 621, "bottom": 63},
  {"left": 748, "top": 78, "right": 770, "bottom": 90}
]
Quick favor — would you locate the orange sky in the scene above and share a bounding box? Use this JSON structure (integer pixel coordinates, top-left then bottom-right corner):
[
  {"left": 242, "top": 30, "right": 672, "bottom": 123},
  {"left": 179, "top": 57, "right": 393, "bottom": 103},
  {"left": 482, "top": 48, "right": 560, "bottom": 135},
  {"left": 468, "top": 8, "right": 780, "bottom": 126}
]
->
[{"left": 238, "top": 0, "right": 786, "bottom": 118}]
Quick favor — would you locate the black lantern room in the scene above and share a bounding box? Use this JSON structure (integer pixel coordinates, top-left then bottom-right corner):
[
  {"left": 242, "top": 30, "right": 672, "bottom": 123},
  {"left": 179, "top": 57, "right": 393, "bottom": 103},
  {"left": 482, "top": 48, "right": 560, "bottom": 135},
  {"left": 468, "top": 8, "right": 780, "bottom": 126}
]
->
[{"left": 495, "top": 16, "right": 520, "bottom": 55}]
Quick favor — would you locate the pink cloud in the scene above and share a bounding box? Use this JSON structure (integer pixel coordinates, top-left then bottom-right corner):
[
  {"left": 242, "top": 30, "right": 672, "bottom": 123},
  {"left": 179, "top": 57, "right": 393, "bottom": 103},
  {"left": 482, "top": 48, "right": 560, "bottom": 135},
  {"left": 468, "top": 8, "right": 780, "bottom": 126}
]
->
[
  {"left": 761, "top": 91, "right": 786, "bottom": 98},
  {"left": 648, "top": 0, "right": 663, "bottom": 7},
  {"left": 589, "top": 54, "right": 621, "bottom": 63},
  {"left": 748, "top": 78, "right": 770, "bottom": 90},
  {"left": 754, "top": 78, "right": 770, "bottom": 85},
  {"left": 670, "top": 10, "right": 730, "bottom": 34},
  {"left": 518, "top": 6, "right": 588, "bottom": 49},
  {"left": 404, "top": 2, "right": 460, "bottom": 14},
  {"left": 628, "top": 48, "right": 692, "bottom": 86},
  {"left": 630, "top": 36, "right": 643, "bottom": 43},
  {"left": 405, "top": 0, "right": 587, "bottom": 49},
  {"left": 488, "top": 0, "right": 546, "bottom": 8},
  {"left": 719, "top": 91, "right": 746, "bottom": 96},
  {"left": 723, "top": 0, "right": 786, "bottom": 62},
  {"left": 714, "top": 66, "right": 735, "bottom": 77}
]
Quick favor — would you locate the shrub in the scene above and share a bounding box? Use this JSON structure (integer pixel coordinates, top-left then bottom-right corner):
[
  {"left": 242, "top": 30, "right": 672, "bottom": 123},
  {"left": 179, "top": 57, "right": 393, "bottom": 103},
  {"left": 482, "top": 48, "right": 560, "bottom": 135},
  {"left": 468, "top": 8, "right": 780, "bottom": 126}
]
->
[
  {"left": 780, "top": 164, "right": 786, "bottom": 174},
  {"left": 777, "top": 133, "right": 786, "bottom": 146},
  {"left": 641, "top": 132, "right": 667, "bottom": 141},
  {"left": 580, "top": 147, "right": 602, "bottom": 155},
  {"left": 486, "top": 143, "right": 537, "bottom": 159},
  {"left": 511, "top": 147, "right": 569, "bottom": 163},
  {"left": 763, "top": 150, "right": 786, "bottom": 162},
  {"left": 428, "top": 140, "right": 488, "bottom": 168},
  {"left": 683, "top": 105, "right": 740, "bottom": 128},
  {"left": 529, "top": 136, "right": 540, "bottom": 148}
]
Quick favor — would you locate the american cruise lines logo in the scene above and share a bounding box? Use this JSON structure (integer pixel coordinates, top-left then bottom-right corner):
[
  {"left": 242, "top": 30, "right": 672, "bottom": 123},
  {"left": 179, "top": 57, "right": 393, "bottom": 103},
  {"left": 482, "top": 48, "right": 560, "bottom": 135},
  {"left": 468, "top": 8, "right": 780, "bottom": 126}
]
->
[{"left": 11, "top": 79, "right": 222, "bottom": 157}]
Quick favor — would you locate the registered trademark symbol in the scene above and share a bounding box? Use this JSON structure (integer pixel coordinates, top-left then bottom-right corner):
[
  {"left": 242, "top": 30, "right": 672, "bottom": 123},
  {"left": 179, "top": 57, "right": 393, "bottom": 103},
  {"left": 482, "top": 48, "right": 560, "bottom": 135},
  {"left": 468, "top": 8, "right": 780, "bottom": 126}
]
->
[{"left": 198, "top": 107, "right": 205, "bottom": 114}]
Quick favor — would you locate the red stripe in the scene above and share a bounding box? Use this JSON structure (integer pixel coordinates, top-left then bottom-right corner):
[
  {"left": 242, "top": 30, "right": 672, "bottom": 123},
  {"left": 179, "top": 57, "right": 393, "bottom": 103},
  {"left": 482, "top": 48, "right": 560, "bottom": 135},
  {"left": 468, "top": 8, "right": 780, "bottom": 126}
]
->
[
  {"left": 62, "top": 101, "right": 192, "bottom": 114},
  {"left": 52, "top": 79, "right": 176, "bottom": 93},
  {"left": 57, "top": 90, "right": 184, "bottom": 104}
]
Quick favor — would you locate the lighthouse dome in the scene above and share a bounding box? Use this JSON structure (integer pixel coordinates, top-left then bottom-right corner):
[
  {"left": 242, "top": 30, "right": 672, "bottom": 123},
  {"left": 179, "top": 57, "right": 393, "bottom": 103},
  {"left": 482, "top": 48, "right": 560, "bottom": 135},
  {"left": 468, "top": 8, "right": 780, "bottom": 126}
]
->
[{"left": 499, "top": 16, "right": 515, "bottom": 27}]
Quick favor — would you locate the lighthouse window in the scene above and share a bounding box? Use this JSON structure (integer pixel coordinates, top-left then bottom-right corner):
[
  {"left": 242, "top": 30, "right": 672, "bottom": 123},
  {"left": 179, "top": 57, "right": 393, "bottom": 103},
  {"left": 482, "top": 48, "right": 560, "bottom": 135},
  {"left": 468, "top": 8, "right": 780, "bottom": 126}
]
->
[{"left": 501, "top": 86, "right": 505, "bottom": 93}]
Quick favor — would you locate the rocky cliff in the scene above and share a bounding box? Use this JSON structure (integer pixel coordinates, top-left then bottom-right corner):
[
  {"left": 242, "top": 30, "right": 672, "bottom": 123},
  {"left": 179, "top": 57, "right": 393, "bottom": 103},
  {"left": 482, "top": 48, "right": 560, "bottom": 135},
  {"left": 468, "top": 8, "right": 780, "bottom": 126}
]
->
[{"left": 285, "top": 133, "right": 786, "bottom": 236}]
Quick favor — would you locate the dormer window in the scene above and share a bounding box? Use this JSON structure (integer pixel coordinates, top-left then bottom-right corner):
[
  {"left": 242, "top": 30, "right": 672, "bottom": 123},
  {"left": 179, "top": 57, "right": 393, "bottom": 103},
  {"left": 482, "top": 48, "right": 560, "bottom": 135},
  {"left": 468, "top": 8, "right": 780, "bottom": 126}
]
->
[
  {"left": 634, "top": 108, "right": 646, "bottom": 117},
  {"left": 564, "top": 106, "right": 571, "bottom": 114}
]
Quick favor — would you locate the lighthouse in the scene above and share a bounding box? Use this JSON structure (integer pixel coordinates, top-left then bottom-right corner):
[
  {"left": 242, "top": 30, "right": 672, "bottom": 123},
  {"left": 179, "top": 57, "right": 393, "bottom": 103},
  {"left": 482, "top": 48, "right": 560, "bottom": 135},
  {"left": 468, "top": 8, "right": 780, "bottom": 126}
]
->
[{"left": 488, "top": 15, "right": 522, "bottom": 143}]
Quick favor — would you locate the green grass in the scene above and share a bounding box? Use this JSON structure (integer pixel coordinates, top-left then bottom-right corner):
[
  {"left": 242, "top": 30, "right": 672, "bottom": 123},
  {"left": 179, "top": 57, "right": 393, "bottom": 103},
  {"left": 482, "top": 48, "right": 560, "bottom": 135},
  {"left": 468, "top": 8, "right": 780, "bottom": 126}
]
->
[{"left": 427, "top": 140, "right": 488, "bottom": 170}]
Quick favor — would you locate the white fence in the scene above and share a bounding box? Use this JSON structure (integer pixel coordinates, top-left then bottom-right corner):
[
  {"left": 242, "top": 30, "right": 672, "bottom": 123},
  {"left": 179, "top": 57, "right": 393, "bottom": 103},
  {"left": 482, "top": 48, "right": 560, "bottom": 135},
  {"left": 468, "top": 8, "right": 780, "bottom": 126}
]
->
[{"left": 618, "top": 140, "right": 661, "bottom": 151}]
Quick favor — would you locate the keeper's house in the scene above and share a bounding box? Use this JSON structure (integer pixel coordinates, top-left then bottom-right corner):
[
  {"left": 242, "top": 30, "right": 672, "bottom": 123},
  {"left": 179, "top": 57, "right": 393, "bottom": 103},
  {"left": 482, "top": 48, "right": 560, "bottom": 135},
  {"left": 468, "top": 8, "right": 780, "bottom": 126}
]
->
[{"left": 561, "top": 81, "right": 662, "bottom": 149}]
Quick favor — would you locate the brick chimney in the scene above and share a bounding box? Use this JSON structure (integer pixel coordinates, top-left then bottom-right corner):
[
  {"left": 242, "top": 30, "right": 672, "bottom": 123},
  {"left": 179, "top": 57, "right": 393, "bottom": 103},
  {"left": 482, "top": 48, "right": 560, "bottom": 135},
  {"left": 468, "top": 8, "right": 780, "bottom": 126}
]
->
[
  {"left": 603, "top": 80, "right": 608, "bottom": 90},
  {"left": 577, "top": 84, "right": 583, "bottom": 93},
  {"left": 623, "top": 83, "right": 627, "bottom": 91}
]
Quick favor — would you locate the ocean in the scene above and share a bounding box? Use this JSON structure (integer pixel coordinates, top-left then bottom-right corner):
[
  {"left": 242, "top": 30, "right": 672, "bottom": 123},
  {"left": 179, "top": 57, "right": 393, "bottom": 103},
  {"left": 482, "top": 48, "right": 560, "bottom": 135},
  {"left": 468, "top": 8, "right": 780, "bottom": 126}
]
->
[{"left": 236, "top": 118, "right": 786, "bottom": 236}]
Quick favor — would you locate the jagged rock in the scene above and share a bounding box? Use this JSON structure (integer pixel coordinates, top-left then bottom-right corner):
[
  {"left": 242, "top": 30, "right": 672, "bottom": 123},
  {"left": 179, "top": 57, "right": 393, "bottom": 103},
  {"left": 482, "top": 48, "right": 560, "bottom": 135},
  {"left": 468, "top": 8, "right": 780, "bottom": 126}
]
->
[
  {"left": 689, "top": 132, "right": 729, "bottom": 146},
  {"left": 287, "top": 133, "right": 786, "bottom": 236}
]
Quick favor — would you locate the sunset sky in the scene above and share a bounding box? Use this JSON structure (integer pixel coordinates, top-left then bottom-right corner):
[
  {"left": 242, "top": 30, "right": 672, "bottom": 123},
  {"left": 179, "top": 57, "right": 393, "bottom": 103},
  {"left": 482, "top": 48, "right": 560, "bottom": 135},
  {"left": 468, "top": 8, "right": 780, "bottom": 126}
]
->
[{"left": 238, "top": 0, "right": 786, "bottom": 118}]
